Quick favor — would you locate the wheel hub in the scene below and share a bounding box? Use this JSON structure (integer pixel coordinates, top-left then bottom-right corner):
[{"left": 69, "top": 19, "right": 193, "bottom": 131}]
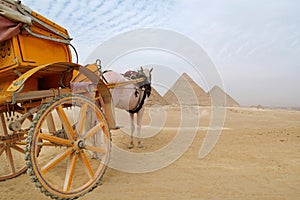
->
[{"left": 75, "top": 140, "right": 86, "bottom": 149}]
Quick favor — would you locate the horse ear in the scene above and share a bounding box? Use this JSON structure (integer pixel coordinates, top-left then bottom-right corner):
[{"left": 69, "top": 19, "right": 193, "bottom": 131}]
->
[
  {"left": 150, "top": 68, "right": 153, "bottom": 72},
  {"left": 140, "top": 66, "right": 143, "bottom": 71}
]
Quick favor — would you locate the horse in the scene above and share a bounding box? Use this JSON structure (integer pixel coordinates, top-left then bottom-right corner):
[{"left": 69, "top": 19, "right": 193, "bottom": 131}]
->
[{"left": 102, "top": 67, "right": 153, "bottom": 148}]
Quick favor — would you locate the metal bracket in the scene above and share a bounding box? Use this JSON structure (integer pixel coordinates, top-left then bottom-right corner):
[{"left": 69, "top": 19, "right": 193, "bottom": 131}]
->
[
  {"left": 96, "top": 59, "right": 103, "bottom": 78},
  {"left": 8, "top": 105, "right": 41, "bottom": 131}
]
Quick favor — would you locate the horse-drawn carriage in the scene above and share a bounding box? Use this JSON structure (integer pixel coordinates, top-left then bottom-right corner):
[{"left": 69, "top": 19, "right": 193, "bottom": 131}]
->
[{"left": 0, "top": 0, "right": 122, "bottom": 199}]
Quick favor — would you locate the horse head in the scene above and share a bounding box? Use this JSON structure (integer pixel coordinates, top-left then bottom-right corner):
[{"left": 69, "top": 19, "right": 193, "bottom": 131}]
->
[{"left": 138, "top": 66, "right": 153, "bottom": 85}]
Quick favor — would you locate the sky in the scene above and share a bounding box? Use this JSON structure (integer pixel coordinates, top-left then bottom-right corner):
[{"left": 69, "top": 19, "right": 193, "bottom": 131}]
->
[{"left": 21, "top": 0, "right": 300, "bottom": 107}]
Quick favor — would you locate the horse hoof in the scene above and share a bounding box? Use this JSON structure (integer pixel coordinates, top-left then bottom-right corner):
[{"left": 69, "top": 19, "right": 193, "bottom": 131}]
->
[
  {"left": 128, "top": 142, "right": 134, "bottom": 149},
  {"left": 137, "top": 142, "right": 143, "bottom": 148}
]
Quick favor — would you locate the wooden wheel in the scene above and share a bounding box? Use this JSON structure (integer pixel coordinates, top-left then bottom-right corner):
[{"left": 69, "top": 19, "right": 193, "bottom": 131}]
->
[
  {"left": 0, "top": 111, "right": 31, "bottom": 181},
  {"left": 26, "top": 94, "right": 111, "bottom": 199}
]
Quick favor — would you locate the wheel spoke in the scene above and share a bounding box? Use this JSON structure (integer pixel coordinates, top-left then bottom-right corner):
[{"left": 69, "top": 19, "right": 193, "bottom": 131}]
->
[
  {"left": 5, "top": 147, "right": 16, "bottom": 173},
  {"left": 15, "top": 142, "right": 26, "bottom": 146},
  {"left": 79, "top": 151, "right": 95, "bottom": 179},
  {"left": 63, "top": 153, "right": 78, "bottom": 192},
  {"left": 38, "top": 133, "right": 73, "bottom": 146},
  {"left": 0, "top": 113, "right": 8, "bottom": 136},
  {"left": 41, "top": 147, "right": 73, "bottom": 175},
  {"left": 39, "top": 142, "right": 58, "bottom": 147},
  {"left": 11, "top": 144, "right": 25, "bottom": 154},
  {"left": 85, "top": 145, "right": 105, "bottom": 154},
  {"left": 46, "top": 113, "right": 56, "bottom": 134},
  {"left": 56, "top": 105, "right": 75, "bottom": 139},
  {"left": 0, "top": 145, "right": 6, "bottom": 156},
  {"left": 76, "top": 103, "right": 88, "bottom": 135},
  {"left": 82, "top": 122, "right": 104, "bottom": 139}
]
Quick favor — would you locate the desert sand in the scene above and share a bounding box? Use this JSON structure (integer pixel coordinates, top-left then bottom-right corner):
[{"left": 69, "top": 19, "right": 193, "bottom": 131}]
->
[{"left": 0, "top": 106, "right": 299, "bottom": 200}]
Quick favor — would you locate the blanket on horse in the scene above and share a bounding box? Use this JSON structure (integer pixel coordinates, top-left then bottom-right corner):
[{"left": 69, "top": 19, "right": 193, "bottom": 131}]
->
[{"left": 123, "top": 70, "right": 151, "bottom": 113}]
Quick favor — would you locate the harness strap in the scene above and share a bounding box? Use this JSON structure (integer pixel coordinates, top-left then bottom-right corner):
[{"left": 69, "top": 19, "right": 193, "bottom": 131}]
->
[
  {"left": 128, "top": 86, "right": 149, "bottom": 114},
  {"left": 101, "top": 70, "right": 111, "bottom": 84},
  {"left": 102, "top": 70, "right": 151, "bottom": 113}
]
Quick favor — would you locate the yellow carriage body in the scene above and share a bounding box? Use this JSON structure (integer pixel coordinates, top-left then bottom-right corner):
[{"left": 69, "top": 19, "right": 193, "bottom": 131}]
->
[
  {"left": 0, "top": 11, "right": 72, "bottom": 74},
  {"left": 0, "top": 1, "right": 73, "bottom": 102},
  {"left": 0, "top": 0, "right": 115, "bottom": 128}
]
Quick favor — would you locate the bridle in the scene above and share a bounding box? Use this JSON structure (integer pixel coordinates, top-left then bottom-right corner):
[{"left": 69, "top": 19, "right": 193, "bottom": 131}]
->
[{"left": 136, "top": 68, "right": 151, "bottom": 86}]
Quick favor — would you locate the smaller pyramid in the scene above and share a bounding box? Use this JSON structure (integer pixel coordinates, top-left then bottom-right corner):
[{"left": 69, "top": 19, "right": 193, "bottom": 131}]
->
[
  {"left": 208, "top": 86, "right": 239, "bottom": 107},
  {"left": 163, "top": 73, "right": 211, "bottom": 106},
  {"left": 147, "top": 87, "right": 169, "bottom": 106}
]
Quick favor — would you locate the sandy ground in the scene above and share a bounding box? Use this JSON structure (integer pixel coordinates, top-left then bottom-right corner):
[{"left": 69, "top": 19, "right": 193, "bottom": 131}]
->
[{"left": 0, "top": 106, "right": 300, "bottom": 200}]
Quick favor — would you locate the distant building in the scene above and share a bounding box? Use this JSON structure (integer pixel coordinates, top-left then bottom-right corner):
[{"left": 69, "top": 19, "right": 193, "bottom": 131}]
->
[
  {"left": 163, "top": 73, "right": 210, "bottom": 106},
  {"left": 160, "top": 72, "right": 240, "bottom": 107},
  {"left": 147, "top": 87, "right": 169, "bottom": 106},
  {"left": 208, "top": 86, "right": 240, "bottom": 107}
]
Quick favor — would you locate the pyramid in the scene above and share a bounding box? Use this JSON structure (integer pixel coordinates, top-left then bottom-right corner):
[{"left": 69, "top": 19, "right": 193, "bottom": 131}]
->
[
  {"left": 147, "top": 87, "right": 168, "bottom": 106},
  {"left": 208, "top": 86, "right": 240, "bottom": 107},
  {"left": 163, "top": 73, "right": 211, "bottom": 106}
]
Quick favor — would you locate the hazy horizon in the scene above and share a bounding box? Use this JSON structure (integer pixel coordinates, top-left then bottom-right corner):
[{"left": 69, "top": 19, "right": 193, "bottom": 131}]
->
[{"left": 22, "top": 0, "right": 300, "bottom": 107}]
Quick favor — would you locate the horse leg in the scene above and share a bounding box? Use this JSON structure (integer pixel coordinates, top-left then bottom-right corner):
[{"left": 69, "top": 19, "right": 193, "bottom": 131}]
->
[
  {"left": 136, "top": 107, "right": 145, "bottom": 148},
  {"left": 128, "top": 112, "right": 135, "bottom": 149},
  {"left": 85, "top": 110, "right": 99, "bottom": 158}
]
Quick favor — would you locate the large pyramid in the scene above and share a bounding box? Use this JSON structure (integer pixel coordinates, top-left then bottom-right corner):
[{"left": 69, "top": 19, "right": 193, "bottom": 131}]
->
[
  {"left": 147, "top": 87, "right": 169, "bottom": 106},
  {"left": 208, "top": 86, "right": 239, "bottom": 107},
  {"left": 163, "top": 73, "right": 211, "bottom": 106}
]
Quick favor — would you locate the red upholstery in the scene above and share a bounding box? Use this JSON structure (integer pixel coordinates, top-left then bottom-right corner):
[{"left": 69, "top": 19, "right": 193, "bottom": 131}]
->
[{"left": 0, "top": 15, "right": 22, "bottom": 42}]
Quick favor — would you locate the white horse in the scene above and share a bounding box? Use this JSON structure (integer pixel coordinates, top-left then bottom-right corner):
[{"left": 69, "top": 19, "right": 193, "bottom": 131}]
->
[{"left": 102, "top": 67, "right": 153, "bottom": 148}]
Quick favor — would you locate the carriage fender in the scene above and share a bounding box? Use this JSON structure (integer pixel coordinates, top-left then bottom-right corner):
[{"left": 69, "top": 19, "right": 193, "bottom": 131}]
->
[
  {"left": 7, "top": 63, "right": 105, "bottom": 93},
  {"left": 7, "top": 64, "right": 48, "bottom": 92},
  {"left": 6, "top": 62, "right": 116, "bottom": 129}
]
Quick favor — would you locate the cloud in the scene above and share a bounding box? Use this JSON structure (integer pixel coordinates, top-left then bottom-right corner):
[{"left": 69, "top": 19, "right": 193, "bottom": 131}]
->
[
  {"left": 20, "top": 0, "right": 300, "bottom": 106},
  {"left": 22, "top": 0, "right": 177, "bottom": 61}
]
